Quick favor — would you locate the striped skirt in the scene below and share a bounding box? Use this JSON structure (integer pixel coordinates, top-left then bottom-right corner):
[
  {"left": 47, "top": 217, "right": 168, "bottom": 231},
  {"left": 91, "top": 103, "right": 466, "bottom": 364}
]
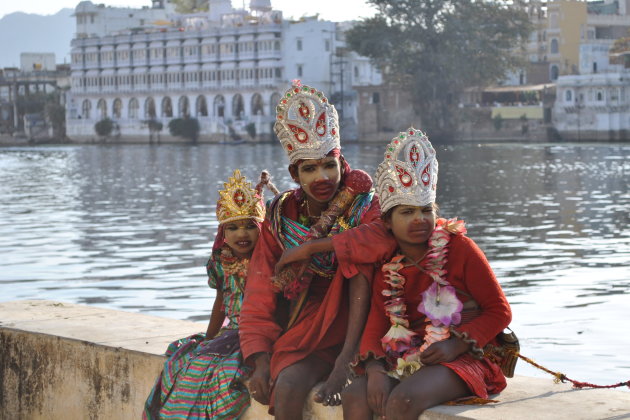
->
[{"left": 143, "top": 332, "right": 251, "bottom": 420}]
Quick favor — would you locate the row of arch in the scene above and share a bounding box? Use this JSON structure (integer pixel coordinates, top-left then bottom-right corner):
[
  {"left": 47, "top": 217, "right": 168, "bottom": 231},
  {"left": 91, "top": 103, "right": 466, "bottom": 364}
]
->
[{"left": 80, "top": 92, "right": 281, "bottom": 121}]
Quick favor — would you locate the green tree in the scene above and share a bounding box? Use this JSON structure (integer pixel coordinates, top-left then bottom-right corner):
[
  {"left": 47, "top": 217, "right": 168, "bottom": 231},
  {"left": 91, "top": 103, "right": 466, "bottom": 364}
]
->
[
  {"left": 172, "top": 0, "right": 208, "bottom": 13},
  {"left": 346, "top": 0, "right": 531, "bottom": 141},
  {"left": 44, "top": 102, "right": 66, "bottom": 139}
]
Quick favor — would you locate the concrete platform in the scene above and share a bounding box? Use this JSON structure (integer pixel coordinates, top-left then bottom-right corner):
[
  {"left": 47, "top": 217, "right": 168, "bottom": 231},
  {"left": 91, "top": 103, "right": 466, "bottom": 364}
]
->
[{"left": 1, "top": 300, "right": 629, "bottom": 419}]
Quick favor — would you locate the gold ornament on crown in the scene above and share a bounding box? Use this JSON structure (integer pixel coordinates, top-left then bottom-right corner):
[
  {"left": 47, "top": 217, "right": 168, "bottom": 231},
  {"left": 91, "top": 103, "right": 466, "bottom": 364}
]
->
[
  {"left": 375, "top": 127, "right": 438, "bottom": 214},
  {"left": 217, "top": 169, "right": 265, "bottom": 225},
  {"left": 274, "top": 80, "right": 340, "bottom": 164}
]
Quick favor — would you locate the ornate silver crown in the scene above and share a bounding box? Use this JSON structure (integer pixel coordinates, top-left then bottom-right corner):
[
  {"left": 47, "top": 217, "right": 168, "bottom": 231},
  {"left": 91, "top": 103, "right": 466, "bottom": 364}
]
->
[
  {"left": 274, "top": 81, "right": 340, "bottom": 164},
  {"left": 375, "top": 128, "right": 438, "bottom": 213}
]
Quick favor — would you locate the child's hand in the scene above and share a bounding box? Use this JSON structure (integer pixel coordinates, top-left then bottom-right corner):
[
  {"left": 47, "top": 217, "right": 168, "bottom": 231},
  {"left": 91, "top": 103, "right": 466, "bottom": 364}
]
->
[
  {"left": 366, "top": 363, "right": 394, "bottom": 416},
  {"left": 420, "top": 336, "right": 470, "bottom": 365},
  {"left": 274, "top": 243, "right": 312, "bottom": 274},
  {"left": 249, "top": 353, "right": 272, "bottom": 405}
]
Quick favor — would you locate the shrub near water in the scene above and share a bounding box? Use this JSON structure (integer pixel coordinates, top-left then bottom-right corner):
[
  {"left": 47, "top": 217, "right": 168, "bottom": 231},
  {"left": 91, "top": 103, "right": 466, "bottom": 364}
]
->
[
  {"left": 94, "top": 118, "right": 114, "bottom": 138},
  {"left": 168, "top": 117, "right": 200, "bottom": 142}
]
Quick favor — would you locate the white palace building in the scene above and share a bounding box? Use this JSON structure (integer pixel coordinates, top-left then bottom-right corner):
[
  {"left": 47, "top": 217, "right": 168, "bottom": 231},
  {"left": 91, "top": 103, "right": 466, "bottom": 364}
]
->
[{"left": 66, "top": 0, "right": 381, "bottom": 142}]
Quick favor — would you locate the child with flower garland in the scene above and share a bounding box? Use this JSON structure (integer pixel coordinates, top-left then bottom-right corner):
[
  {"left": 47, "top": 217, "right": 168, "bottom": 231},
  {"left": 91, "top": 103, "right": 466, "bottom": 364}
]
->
[
  {"left": 144, "top": 170, "right": 276, "bottom": 420},
  {"left": 275, "top": 129, "right": 512, "bottom": 419}
]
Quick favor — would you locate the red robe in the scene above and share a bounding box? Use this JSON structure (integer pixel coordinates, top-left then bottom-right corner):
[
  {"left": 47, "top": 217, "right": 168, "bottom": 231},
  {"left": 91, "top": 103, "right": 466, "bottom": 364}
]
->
[
  {"left": 332, "top": 219, "right": 512, "bottom": 398},
  {"left": 239, "top": 190, "right": 380, "bottom": 407}
]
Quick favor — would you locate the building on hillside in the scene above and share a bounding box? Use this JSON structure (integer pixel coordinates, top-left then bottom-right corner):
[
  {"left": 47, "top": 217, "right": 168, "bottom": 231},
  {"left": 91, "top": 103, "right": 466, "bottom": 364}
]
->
[
  {"left": 73, "top": 0, "right": 175, "bottom": 38},
  {"left": 65, "top": 0, "right": 381, "bottom": 142},
  {"left": 20, "top": 53, "right": 57, "bottom": 72},
  {"left": 510, "top": 0, "right": 630, "bottom": 85},
  {"left": 553, "top": 70, "right": 630, "bottom": 140},
  {"left": 1, "top": 59, "right": 70, "bottom": 137}
]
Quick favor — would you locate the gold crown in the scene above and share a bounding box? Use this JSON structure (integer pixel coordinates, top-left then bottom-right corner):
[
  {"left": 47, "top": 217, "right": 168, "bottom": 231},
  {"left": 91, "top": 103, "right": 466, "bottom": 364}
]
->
[
  {"left": 375, "top": 128, "right": 438, "bottom": 214},
  {"left": 217, "top": 170, "right": 265, "bottom": 224},
  {"left": 274, "top": 80, "right": 340, "bottom": 164}
]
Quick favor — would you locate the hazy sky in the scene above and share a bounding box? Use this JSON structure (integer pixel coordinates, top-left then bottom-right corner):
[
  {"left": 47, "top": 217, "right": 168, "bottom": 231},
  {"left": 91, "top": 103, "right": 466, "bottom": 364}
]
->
[{"left": 0, "top": 0, "right": 377, "bottom": 21}]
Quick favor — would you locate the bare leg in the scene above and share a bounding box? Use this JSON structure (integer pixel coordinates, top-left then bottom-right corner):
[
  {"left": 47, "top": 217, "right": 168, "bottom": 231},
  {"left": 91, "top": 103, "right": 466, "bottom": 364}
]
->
[
  {"left": 274, "top": 354, "right": 331, "bottom": 420},
  {"left": 341, "top": 376, "right": 373, "bottom": 420},
  {"left": 315, "top": 273, "right": 371, "bottom": 406},
  {"left": 385, "top": 364, "right": 470, "bottom": 420}
]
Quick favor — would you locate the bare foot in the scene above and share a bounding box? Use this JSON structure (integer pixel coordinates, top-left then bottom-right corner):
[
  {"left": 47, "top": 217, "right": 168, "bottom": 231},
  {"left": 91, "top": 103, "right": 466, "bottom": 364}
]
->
[{"left": 314, "top": 355, "right": 352, "bottom": 406}]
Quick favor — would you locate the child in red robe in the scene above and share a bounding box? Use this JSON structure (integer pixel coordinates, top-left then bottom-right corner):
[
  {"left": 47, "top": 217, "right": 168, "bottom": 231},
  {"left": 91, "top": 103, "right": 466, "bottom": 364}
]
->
[
  {"left": 275, "top": 128, "right": 512, "bottom": 419},
  {"left": 238, "top": 82, "right": 380, "bottom": 419}
]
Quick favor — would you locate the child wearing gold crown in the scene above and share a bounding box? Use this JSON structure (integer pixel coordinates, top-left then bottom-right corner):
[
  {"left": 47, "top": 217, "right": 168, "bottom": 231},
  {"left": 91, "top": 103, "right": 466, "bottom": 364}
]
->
[
  {"left": 143, "top": 169, "right": 272, "bottom": 420},
  {"left": 275, "top": 128, "right": 512, "bottom": 419}
]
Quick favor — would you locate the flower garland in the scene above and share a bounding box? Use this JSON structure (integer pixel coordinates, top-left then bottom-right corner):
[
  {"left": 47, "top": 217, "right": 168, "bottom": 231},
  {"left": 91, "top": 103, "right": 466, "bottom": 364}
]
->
[{"left": 380, "top": 218, "right": 467, "bottom": 379}]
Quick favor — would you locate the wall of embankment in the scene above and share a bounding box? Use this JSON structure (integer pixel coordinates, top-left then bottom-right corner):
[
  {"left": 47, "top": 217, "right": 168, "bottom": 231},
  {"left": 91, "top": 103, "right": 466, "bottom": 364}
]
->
[{"left": 1, "top": 300, "right": 628, "bottom": 420}]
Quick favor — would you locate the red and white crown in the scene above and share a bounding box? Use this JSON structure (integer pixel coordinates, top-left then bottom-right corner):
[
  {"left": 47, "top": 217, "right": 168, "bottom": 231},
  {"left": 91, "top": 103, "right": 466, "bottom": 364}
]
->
[
  {"left": 217, "top": 170, "right": 265, "bottom": 225},
  {"left": 375, "top": 128, "right": 438, "bottom": 213},
  {"left": 274, "top": 80, "right": 340, "bottom": 164}
]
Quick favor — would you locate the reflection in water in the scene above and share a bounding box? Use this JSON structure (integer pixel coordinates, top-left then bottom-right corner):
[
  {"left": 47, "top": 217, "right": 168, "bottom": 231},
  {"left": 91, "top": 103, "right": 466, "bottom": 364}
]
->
[{"left": 0, "top": 143, "right": 629, "bottom": 386}]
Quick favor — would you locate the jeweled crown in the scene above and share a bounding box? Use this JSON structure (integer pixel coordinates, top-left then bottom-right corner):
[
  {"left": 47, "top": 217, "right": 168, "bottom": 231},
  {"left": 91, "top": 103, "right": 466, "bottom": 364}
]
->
[
  {"left": 375, "top": 128, "right": 438, "bottom": 214},
  {"left": 217, "top": 170, "right": 265, "bottom": 224},
  {"left": 274, "top": 80, "right": 340, "bottom": 164}
]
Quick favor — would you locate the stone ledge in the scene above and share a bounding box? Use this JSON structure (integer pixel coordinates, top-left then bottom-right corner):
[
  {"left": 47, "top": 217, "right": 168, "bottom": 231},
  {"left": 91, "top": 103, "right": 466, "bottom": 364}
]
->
[{"left": 0, "top": 300, "right": 628, "bottom": 420}]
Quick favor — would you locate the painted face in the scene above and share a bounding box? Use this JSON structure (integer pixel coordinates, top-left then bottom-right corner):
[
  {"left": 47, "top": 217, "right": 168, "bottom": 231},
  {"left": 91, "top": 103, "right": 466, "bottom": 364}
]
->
[
  {"left": 385, "top": 204, "right": 436, "bottom": 247},
  {"left": 222, "top": 218, "right": 260, "bottom": 259},
  {"left": 297, "top": 157, "right": 342, "bottom": 203}
]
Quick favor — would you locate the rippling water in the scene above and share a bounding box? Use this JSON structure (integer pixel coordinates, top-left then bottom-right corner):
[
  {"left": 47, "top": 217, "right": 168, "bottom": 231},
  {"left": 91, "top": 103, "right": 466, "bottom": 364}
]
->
[{"left": 1, "top": 142, "right": 628, "bottom": 387}]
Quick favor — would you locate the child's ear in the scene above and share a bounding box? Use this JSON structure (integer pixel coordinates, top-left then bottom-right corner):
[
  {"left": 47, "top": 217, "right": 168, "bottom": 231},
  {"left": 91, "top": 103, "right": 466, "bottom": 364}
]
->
[{"left": 383, "top": 218, "right": 392, "bottom": 231}]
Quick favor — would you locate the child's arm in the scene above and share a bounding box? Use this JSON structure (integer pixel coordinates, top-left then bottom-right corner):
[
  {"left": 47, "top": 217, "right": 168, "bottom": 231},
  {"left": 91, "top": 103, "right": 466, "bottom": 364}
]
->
[
  {"left": 274, "top": 219, "right": 398, "bottom": 276},
  {"left": 205, "top": 289, "right": 226, "bottom": 338}
]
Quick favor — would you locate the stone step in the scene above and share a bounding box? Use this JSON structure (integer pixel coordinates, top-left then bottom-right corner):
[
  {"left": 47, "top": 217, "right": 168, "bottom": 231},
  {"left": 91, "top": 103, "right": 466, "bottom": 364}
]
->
[{"left": 1, "top": 300, "right": 628, "bottom": 420}]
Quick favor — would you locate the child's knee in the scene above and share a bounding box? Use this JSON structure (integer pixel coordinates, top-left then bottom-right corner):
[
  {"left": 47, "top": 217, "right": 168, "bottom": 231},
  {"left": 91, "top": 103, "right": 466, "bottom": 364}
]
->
[
  {"left": 274, "top": 373, "right": 308, "bottom": 402},
  {"left": 386, "top": 386, "right": 428, "bottom": 417}
]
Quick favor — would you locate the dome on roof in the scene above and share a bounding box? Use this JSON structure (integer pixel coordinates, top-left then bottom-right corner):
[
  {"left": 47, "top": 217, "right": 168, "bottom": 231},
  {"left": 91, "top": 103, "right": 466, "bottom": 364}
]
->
[{"left": 75, "top": 1, "right": 97, "bottom": 13}]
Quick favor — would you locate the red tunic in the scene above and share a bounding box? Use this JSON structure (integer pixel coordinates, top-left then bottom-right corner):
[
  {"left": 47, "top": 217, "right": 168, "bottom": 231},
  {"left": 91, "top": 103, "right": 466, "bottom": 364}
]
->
[
  {"left": 238, "top": 190, "right": 381, "bottom": 405},
  {"left": 333, "top": 220, "right": 512, "bottom": 398}
]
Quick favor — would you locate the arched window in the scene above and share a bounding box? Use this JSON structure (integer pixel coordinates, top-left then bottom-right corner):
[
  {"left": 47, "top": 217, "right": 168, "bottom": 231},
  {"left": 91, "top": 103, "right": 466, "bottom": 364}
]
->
[
  {"left": 550, "top": 39, "right": 559, "bottom": 54},
  {"left": 565, "top": 90, "right": 572, "bottom": 102},
  {"left": 97, "top": 99, "right": 107, "bottom": 119},
  {"left": 597, "top": 90, "right": 604, "bottom": 101},
  {"left": 550, "top": 65, "right": 559, "bottom": 81},
  {"left": 251, "top": 93, "right": 264, "bottom": 116},
  {"left": 112, "top": 98, "right": 122, "bottom": 119},
  {"left": 178, "top": 96, "right": 190, "bottom": 118},
  {"left": 162, "top": 97, "right": 173, "bottom": 118},
  {"left": 196, "top": 95, "right": 208, "bottom": 117},
  {"left": 145, "top": 97, "right": 156, "bottom": 119},
  {"left": 82, "top": 99, "right": 92, "bottom": 119},
  {"left": 214, "top": 95, "right": 225, "bottom": 118},
  {"left": 128, "top": 98, "right": 139, "bottom": 119},
  {"left": 232, "top": 94, "right": 244, "bottom": 119},
  {"left": 270, "top": 92, "right": 281, "bottom": 115}
]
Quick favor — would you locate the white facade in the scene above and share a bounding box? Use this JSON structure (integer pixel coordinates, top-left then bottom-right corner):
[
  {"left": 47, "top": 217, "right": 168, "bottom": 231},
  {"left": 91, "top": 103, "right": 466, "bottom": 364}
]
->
[
  {"left": 553, "top": 71, "right": 630, "bottom": 140},
  {"left": 579, "top": 42, "right": 622, "bottom": 75},
  {"left": 66, "top": 2, "right": 381, "bottom": 141}
]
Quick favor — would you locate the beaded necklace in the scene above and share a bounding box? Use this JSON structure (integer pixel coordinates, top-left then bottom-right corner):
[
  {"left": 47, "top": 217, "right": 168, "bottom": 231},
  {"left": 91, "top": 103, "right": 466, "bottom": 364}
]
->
[
  {"left": 219, "top": 246, "right": 250, "bottom": 293},
  {"left": 380, "top": 218, "right": 467, "bottom": 379}
]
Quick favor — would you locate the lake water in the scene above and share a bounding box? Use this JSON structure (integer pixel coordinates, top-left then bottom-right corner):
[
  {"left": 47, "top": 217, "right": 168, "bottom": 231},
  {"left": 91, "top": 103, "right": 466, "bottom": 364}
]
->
[{"left": 1, "top": 142, "right": 628, "bottom": 388}]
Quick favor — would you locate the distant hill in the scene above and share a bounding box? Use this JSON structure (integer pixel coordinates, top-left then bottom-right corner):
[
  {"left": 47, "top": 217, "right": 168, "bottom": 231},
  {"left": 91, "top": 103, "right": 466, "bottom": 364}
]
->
[{"left": 0, "top": 9, "right": 75, "bottom": 68}]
